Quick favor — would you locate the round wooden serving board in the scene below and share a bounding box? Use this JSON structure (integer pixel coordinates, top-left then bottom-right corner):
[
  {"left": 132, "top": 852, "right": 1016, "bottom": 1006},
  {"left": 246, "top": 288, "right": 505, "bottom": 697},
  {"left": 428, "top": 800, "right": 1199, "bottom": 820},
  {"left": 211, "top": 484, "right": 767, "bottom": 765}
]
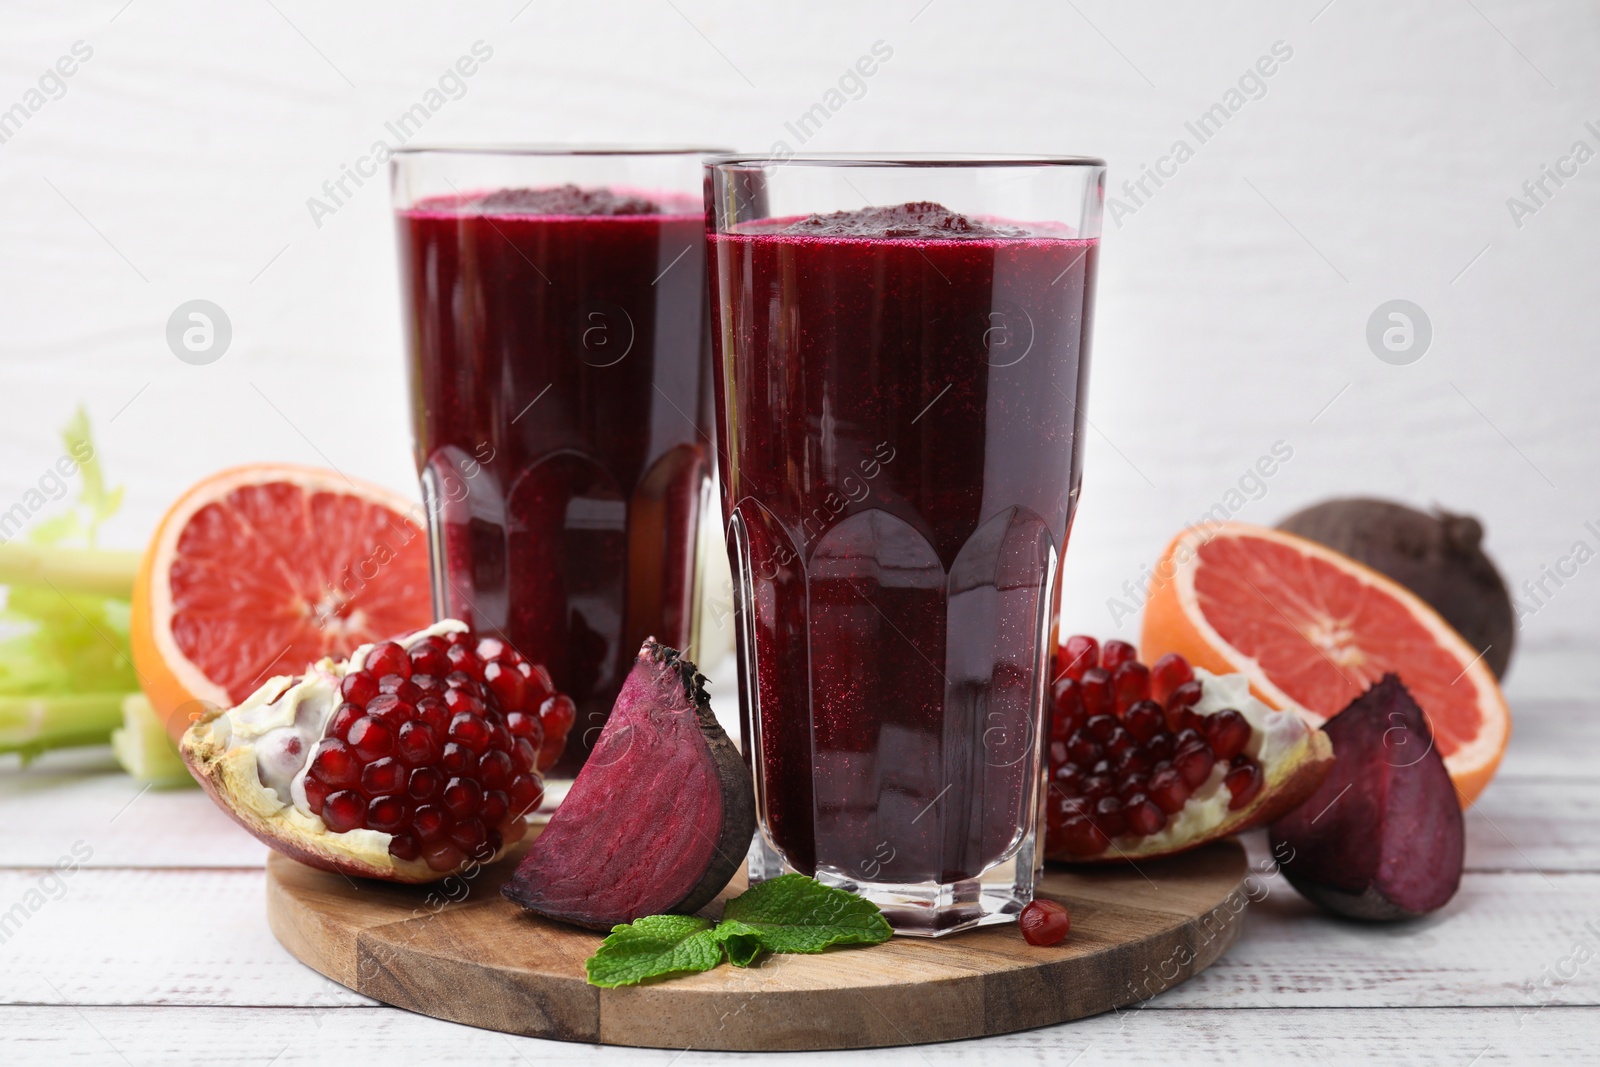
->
[{"left": 267, "top": 838, "right": 1249, "bottom": 1051}]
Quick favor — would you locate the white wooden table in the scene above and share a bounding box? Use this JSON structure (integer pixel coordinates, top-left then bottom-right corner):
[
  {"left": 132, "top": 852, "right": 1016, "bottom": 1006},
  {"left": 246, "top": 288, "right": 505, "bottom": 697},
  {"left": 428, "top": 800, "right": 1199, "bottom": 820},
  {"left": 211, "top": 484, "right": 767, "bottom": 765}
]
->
[{"left": 1, "top": 695, "right": 1595, "bottom": 1065}]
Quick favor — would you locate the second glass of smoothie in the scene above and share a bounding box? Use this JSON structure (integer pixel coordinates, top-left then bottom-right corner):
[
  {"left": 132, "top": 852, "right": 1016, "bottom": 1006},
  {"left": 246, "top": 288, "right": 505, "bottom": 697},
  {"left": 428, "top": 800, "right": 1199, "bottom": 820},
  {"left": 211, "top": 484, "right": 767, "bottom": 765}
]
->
[{"left": 393, "top": 148, "right": 717, "bottom": 778}]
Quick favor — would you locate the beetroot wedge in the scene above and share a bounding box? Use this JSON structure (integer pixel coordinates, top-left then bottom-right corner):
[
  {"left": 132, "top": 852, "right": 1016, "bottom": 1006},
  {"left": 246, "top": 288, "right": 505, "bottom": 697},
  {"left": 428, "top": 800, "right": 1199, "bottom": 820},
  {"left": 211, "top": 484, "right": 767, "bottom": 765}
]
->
[
  {"left": 503, "top": 639, "right": 754, "bottom": 929},
  {"left": 1270, "top": 675, "right": 1464, "bottom": 920}
]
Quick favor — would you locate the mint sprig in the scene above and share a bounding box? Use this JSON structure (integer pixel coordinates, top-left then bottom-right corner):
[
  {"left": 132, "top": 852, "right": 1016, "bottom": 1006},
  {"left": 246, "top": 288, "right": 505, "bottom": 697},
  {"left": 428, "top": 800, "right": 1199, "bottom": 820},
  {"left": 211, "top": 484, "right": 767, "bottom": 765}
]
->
[{"left": 584, "top": 875, "right": 893, "bottom": 988}]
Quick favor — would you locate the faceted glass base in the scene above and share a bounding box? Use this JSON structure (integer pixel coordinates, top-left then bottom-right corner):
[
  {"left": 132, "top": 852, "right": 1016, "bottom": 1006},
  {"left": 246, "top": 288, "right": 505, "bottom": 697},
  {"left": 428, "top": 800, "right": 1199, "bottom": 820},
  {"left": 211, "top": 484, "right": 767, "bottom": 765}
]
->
[{"left": 746, "top": 834, "right": 1037, "bottom": 938}]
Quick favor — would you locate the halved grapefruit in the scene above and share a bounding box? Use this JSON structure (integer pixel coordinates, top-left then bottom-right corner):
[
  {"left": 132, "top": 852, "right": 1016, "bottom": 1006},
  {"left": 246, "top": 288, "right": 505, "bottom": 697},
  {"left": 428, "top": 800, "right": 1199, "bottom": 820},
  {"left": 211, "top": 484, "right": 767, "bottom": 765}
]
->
[
  {"left": 1140, "top": 522, "right": 1509, "bottom": 807},
  {"left": 131, "top": 465, "right": 434, "bottom": 743}
]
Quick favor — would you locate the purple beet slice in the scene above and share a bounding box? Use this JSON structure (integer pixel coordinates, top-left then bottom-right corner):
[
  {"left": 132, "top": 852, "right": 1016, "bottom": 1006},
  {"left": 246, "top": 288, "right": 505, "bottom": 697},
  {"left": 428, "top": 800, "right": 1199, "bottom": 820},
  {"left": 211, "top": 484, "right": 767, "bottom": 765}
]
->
[
  {"left": 502, "top": 639, "right": 754, "bottom": 929},
  {"left": 1270, "top": 675, "right": 1463, "bottom": 920}
]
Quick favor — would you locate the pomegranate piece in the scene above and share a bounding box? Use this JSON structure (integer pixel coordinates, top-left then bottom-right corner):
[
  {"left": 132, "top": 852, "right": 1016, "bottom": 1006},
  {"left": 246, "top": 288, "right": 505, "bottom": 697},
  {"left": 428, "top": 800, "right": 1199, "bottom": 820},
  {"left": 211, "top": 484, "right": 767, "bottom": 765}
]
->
[
  {"left": 1045, "top": 637, "right": 1333, "bottom": 864},
  {"left": 1270, "top": 676, "right": 1463, "bottom": 919},
  {"left": 1057, "top": 634, "right": 1098, "bottom": 681},
  {"left": 179, "top": 621, "right": 573, "bottom": 883},
  {"left": 1018, "top": 899, "right": 1071, "bottom": 946},
  {"left": 503, "top": 640, "right": 755, "bottom": 930}
]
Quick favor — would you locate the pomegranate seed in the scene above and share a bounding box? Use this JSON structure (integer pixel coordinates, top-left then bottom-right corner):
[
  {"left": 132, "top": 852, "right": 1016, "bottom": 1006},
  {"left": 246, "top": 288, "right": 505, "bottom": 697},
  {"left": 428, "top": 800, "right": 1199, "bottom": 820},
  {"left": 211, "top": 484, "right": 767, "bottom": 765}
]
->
[
  {"left": 412, "top": 804, "right": 447, "bottom": 843},
  {"left": 524, "top": 663, "right": 555, "bottom": 700},
  {"left": 1086, "top": 714, "right": 1118, "bottom": 742},
  {"left": 1203, "top": 709, "right": 1252, "bottom": 761},
  {"left": 1079, "top": 669, "right": 1113, "bottom": 718},
  {"left": 1123, "top": 795, "right": 1167, "bottom": 836},
  {"left": 514, "top": 738, "right": 539, "bottom": 773},
  {"left": 1123, "top": 700, "right": 1165, "bottom": 743},
  {"left": 441, "top": 742, "right": 477, "bottom": 777},
  {"left": 347, "top": 717, "right": 395, "bottom": 761},
  {"left": 409, "top": 643, "right": 450, "bottom": 678},
  {"left": 445, "top": 630, "right": 474, "bottom": 649},
  {"left": 329, "top": 703, "right": 363, "bottom": 742},
  {"left": 321, "top": 790, "right": 365, "bottom": 833},
  {"left": 1082, "top": 773, "right": 1114, "bottom": 799},
  {"left": 310, "top": 739, "right": 360, "bottom": 787},
  {"left": 361, "top": 757, "right": 406, "bottom": 796},
  {"left": 446, "top": 645, "right": 484, "bottom": 681},
  {"left": 366, "top": 694, "right": 416, "bottom": 729},
  {"left": 484, "top": 661, "right": 527, "bottom": 710},
  {"left": 1111, "top": 662, "right": 1150, "bottom": 713},
  {"left": 508, "top": 774, "right": 543, "bottom": 817},
  {"left": 412, "top": 673, "right": 442, "bottom": 693},
  {"left": 366, "top": 795, "right": 408, "bottom": 833},
  {"left": 447, "top": 817, "right": 487, "bottom": 854},
  {"left": 481, "top": 789, "right": 509, "bottom": 827},
  {"left": 1174, "top": 744, "right": 1216, "bottom": 789},
  {"left": 478, "top": 749, "right": 514, "bottom": 791},
  {"left": 1174, "top": 727, "right": 1203, "bottom": 751},
  {"left": 536, "top": 734, "right": 564, "bottom": 772},
  {"left": 1112, "top": 748, "right": 1151, "bottom": 778},
  {"left": 538, "top": 694, "right": 576, "bottom": 737},
  {"left": 1225, "top": 757, "right": 1264, "bottom": 810},
  {"left": 1117, "top": 772, "right": 1150, "bottom": 800},
  {"left": 388, "top": 833, "right": 420, "bottom": 861},
  {"left": 1057, "top": 814, "right": 1109, "bottom": 855},
  {"left": 444, "top": 687, "right": 485, "bottom": 717},
  {"left": 1019, "top": 899, "right": 1071, "bottom": 946},
  {"left": 396, "top": 722, "right": 441, "bottom": 766},
  {"left": 1050, "top": 677, "right": 1084, "bottom": 719},
  {"left": 1101, "top": 640, "right": 1137, "bottom": 673},
  {"left": 1066, "top": 729, "right": 1101, "bottom": 766},
  {"left": 1148, "top": 767, "right": 1191, "bottom": 814},
  {"left": 1172, "top": 707, "right": 1204, "bottom": 735},
  {"left": 450, "top": 712, "right": 492, "bottom": 754},
  {"left": 304, "top": 776, "right": 330, "bottom": 814},
  {"left": 1166, "top": 679, "right": 1203, "bottom": 713},
  {"left": 1144, "top": 731, "right": 1176, "bottom": 762},
  {"left": 423, "top": 842, "right": 466, "bottom": 873},
  {"left": 364, "top": 642, "right": 410, "bottom": 680},
  {"left": 505, "top": 710, "right": 542, "bottom": 741},
  {"left": 1150, "top": 652, "right": 1194, "bottom": 705},
  {"left": 416, "top": 696, "right": 450, "bottom": 732},
  {"left": 1053, "top": 762, "right": 1084, "bottom": 793},
  {"left": 1058, "top": 635, "right": 1099, "bottom": 681},
  {"left": 490, "top": 721, "right": 514, "bottom": 754},
  {"left": 407, "top": 766, "right": 444, "bottom": 802},
  {"left": 1103, "top": 726, "right": 1136, "bottom": 759},
  {"left": 1093, "top": 795, "right": 1125, "bottom": 837},
  {"left": 443, "top": 777, "right": 483, "bottom": 819},
  {"left": 340, "top": 671, "right": 378, "bottom": 707},
  {"left": 475, "top": 636, "right": 508, "bottom": 661}
]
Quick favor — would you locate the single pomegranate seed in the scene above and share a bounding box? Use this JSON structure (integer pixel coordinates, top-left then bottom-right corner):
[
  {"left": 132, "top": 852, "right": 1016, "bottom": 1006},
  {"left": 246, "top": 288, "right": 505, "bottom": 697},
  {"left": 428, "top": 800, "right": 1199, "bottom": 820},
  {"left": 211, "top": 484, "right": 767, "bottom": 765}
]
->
[
  {"left": 449, "top": 712, "right": 492, "bottom": 754},
  {"left": 445, "top": 630, "right": 474, "bottom": 649},
  {"left": 1123, "top": 700, "right": 1164, "bottom": 743},
  {"left": 1058, "top": 814, "right": 1110, "bottom": 855},
  {"left": 1225, "top": 757, "right": 1264, "bottom": 810},
  {"left": 1079, "top": 668, "right": 1113, "bottom": 718},
  {"left": 446, "top": 645, "right": 485, "bottom": 681},
  {"left": 303, "top": 776, "right": 330, "bottom": 814},
  {"left": 1148, "top": 767, "right": 1191, "bottom": 814},
  {"left": 361, "top": 757, "right": 406, "bottom": 796},
  {"left": 388, "top": 833, "right": 420, "bottom": 861},
  {"left": 366, "top": 795, "right": 409, "bottom": 833},
  {"left": 536, "top": 734, "right": 564, "bottom": 772},
  {"left": 447, "top": 816, "right": 487, "bottom": 854},
  {"left": 412, "top": 673, "right": 442, "bottom": 693},
  {"left": 1086, "top": 713, "right": 1118, "bottom": 742},
  {"left": 444, "top": 687, "right": 485, "bottom": 717},
  {"left": 1144, "top": 731, "right": 1176, "bottom": 762},
  {"left": 1050, "top": 676, "right": 1084, "bottom": 719},
  {"left": 1053, "top": 762, "right": 1085, "bottom": 793},
  {"left": 1174, "top": 727, "right": 1202, "bottom": 751},
  {"left": 409, "top": 642, "right": 450, "bottom": 678},
  {"left": 1172, "top": 707, "right": 1204, "bottom": 735},
  {"left": 423, "top": 842, "right": 466, "bottom": 873},
  {"left": 407, "top": 766, "right": 444, "bottom": 802},
  {"left": 366, "top": 694, "right": 416, "bottom": 729},
  {"left": 1058, "top": 634, "right": 1099, "bottom": 681},
  {"left": 329, "top": 703, "right": 363, "bottom": 742},
  {"left": 396, "top": 721, "right": 441, "bottom": 766},
  {"left": 347, "top": 717, "right": 395, "bottom": 761},
  {"left": 310, "top": 739, "right": 360, "bottom": 787},
  {"left": 523, "top": 663, "right": 555, "bottom": 699},
  {"left": 1166, "top": 679, "right": 1203, "bottom": 714},
  {"left": 416, "top": 696, "right": 450, "bottom": 732},
  {"left": 514, "top": 737, "right": 539, "bottom": 773},
  {"left": 1203, "top": 709, "right": 1252, "bottom": 761},
  {"left": 481, "top": 789, "right": 509, "bottom": 827},
  {"left": 441, "top": 742, "right": 477, "bottom": 776},
  {"left": 364, "top": 642, "right": 410, "bottom": 680},
  {"left": 443, "top": 776, "right": 483, "bottom": 819},
  {"left": 483, "top": 661, "right": 527, "bottom": 710},
  {"left": 477, "top": 749, "right": 514, "bottom": 791},
  {"left": 475, "top": 636, "right": 508, "bottom": 661},
  {"left": 1174, "top": 744, "right": 1216, "bottom": 789},
  {"left": 1111, "top": 661, "right": 1150, "bottom": 713},
  {"left": 1150, "top": 652, "right": 1194, "bottom": 705},
  {"left": 1093, "top": 795, "right": 1125, "bottom": 837},
  {"left": 1101, "top": 639, "right": 1137, "bottom": 672},
  {"left": 490, "top": 721, "right": 514, "bottom": 754},
  {"left": 1082, "top": 773, "right": 1114, "bottom": 799},
  {"left": 1123, "top": 795, "right": 1167, "bottom": 836},
  {"left": 504, "top": 709, "right": 542, "bottom": 740},
  {"left": 1103, "top": 726, "right": 1136, "bottom": 759},
  {"left": 1117, "top": 772, "right": 1150, "bottom": 800},
  {"left": 1112, "top": 748, "right": 1151, "bottom": 778},
  {"left": 321, "top": 790, "right": 365, "bottom": 833},
  {"left": 412, "top": 804, "right": 447, "bottom": 843},
  {"left": 1066, "top": 728, "right": 1101, "bottom": 766},
  {"left": 1019, "top": 899, "right": 1071, "bottom": 946},
  {"left": 538, "top": 694, "right": 576, "bottom": 737},
  {"left": 340, "top": 671, "right": 378, "bottom": 707},
  {"left": 508, "top": 773, "right": 543, "bottom": 817}
]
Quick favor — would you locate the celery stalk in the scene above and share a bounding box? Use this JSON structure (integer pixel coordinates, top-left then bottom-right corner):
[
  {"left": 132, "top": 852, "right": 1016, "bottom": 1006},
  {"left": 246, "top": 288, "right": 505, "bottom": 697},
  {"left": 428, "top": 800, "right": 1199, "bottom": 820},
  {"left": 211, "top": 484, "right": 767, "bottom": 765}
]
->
[
  {"left": 0, "top": 693, "right": 126, "bottom": 756},
  {"left": 111, "top": 693, "right": 193, "bottom": 787},
  {"left": 0, "top": 543, "right": 138, "bottom": 598}
]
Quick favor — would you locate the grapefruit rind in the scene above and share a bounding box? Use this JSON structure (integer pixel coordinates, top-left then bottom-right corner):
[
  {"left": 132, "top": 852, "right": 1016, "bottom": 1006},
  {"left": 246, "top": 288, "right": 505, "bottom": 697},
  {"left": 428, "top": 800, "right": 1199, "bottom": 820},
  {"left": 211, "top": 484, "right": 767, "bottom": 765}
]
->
[{"left": 1140, "top": 522, "right": 1509, "bottom": 807}]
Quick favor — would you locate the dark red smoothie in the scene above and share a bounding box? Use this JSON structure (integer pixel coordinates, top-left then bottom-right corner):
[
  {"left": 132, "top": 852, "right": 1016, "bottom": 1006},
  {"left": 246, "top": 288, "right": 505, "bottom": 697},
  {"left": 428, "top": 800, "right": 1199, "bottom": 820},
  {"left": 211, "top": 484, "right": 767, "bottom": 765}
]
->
[
  {"left": 710, "top": 203, "right": 1097, "bottom": 884},
  {"left": 399, "top": 185, "right": 711, "bottom": 774}
]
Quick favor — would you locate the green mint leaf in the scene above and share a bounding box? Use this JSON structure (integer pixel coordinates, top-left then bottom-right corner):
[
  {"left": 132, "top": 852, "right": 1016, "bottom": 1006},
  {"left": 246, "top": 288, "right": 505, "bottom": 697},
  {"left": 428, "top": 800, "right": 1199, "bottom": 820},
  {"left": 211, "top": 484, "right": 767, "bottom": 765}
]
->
[
  {"left": 712, "top": 919, "right": 766, "bottom": 967},
  {"left": 584, "top": 915, "right": 723, "bottom": 988},
  {"left": 720, "top": 874, "right": 893, "bottom": 954}
]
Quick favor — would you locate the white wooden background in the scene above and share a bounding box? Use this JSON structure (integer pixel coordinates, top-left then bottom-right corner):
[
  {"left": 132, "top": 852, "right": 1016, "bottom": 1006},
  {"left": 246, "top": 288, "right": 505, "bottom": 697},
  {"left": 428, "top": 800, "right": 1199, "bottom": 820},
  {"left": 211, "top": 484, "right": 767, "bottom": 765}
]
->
[{"left": 2, "top": 1, "right": 1598, "bottom": 1062}]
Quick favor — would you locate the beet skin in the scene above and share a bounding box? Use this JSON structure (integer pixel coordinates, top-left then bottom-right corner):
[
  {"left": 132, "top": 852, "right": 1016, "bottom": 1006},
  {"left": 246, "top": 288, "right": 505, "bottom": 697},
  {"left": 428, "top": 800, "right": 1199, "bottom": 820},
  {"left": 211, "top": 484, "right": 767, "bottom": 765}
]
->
[
  {"left": 503, "top": 639, "right": 754, "bottom": 929},
  {"left": 1270, "top": 675, "right": 1463, "bottom": 920}
]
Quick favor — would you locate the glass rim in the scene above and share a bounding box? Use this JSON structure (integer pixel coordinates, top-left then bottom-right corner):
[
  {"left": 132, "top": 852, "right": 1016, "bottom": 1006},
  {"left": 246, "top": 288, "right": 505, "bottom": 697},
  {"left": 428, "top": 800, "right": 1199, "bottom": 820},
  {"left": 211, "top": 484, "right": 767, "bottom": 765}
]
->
[
  {"left": 705, "top": 152, "right": 1106, "bottom": 169},
  {"left": 392, "top": 144, "right": 732, "bottom": 160}
]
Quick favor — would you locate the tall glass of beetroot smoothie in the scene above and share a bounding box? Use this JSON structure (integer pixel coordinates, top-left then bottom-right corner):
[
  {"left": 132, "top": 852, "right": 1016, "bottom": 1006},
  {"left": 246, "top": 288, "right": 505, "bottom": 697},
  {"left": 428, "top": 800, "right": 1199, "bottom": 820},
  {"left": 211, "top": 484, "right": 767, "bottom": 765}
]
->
[
  {"left": 393, "top": 148, "right": 718, "bottom": 779},
  {"left": 706, "top": 155, "right": 1104, "bottom": 934}
]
